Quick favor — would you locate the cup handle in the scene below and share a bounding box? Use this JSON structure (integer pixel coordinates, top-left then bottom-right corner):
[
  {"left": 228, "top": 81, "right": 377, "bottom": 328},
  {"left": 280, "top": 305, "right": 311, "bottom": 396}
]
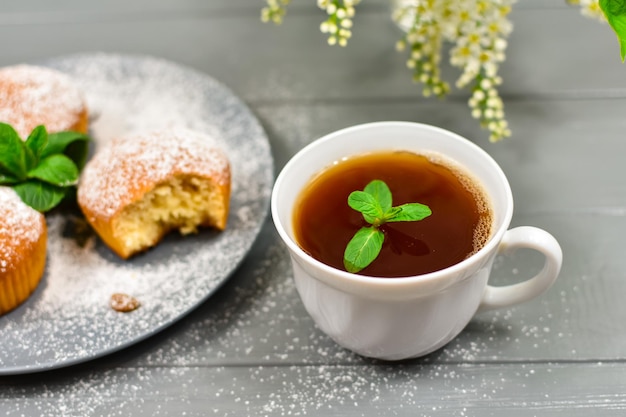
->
[{"left": 477, "top": 226, "right": 563, "bottom": 313}]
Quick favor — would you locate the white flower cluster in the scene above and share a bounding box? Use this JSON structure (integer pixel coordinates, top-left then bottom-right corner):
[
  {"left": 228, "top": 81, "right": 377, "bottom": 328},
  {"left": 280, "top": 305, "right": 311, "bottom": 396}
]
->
[
  {"left": 567, "top": 0, "right": 605, "bottom": 21},
  {"left": 318, "top": 0, "right": 361, "bottom": 46},
  {"left": 262, "top": 0, "right": 361, "bottom": 45},
  {"left": 394, "top": 0, "right": 515, "bottom": 142},
  {"left": 261, "top": 0, "right": 291, "bottom": 25}
]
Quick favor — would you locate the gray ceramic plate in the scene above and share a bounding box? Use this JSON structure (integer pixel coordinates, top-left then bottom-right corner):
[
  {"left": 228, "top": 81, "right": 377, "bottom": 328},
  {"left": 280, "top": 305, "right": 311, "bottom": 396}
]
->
[{"left": 0, "top": 53, "right": 273, "bottom": 375}]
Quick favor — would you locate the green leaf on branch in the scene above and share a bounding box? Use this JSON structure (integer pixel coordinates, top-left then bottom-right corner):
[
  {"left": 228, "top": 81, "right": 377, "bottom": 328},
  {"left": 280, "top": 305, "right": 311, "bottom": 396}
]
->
[
  {"left": 343, "top": 179, "right": 432, "bottom": 273},
  {"left": 600, "top": 0, "right": 626, "bottom": 61}
]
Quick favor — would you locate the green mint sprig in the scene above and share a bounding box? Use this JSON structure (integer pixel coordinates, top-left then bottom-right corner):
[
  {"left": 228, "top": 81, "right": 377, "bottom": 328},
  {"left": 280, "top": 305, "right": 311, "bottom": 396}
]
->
[
  {"left": 600, "top": 0, "right": 626, "bottom": 62},
  {"left": 343, "top": 179, "right": 431, "bottom": 273},
  {"left": 0, "top": 122, "right": 90, "bottom": 212}
]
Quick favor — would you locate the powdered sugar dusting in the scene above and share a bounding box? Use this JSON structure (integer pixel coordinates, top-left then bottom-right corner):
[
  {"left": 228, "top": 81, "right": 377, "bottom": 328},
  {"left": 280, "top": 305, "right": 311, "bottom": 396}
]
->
[
  {"left": 0, "top": 64, "right": 86, "bottom": 138},
  {"left": 79, "top": 128, "right": 230, "bottom": 220},
  {"left": 0, "top": 53, "right": 273, "bottom": 374},
  {"left": 0, "top": 187, "right": 45, "bottom": 273}
]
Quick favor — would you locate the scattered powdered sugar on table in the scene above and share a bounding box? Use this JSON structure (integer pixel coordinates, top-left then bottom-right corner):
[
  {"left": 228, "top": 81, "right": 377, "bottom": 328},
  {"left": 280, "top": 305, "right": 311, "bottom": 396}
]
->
[{"left": 0, "top": 53, "right": 273, "bottom": 374}]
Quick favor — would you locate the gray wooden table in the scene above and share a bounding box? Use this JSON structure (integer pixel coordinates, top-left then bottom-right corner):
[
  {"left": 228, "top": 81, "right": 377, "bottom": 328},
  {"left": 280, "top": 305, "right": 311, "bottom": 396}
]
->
[{"left": 2, "top": 0, "right": 626, "bottom": 415}]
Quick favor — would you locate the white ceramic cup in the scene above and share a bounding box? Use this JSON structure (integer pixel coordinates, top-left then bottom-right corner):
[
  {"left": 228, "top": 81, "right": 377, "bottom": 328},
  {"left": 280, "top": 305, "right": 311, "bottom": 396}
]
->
[{"left": 271, "top": 121, "right": 562, "bottom": 360}]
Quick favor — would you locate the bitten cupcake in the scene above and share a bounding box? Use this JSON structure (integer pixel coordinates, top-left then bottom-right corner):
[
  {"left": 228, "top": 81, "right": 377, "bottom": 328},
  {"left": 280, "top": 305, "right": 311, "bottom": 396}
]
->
[{"left": 78, "top": 128, "right": 231, "bottom": 259}]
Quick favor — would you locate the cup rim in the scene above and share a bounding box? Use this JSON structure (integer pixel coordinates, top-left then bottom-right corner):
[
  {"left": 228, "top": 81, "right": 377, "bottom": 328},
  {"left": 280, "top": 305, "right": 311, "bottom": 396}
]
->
[{"left": 271, "top": 121, "right": 513, "bottom": 288}]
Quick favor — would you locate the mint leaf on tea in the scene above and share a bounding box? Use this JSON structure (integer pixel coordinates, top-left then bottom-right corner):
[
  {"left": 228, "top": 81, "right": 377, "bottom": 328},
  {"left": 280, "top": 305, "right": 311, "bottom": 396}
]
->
[
  {"left": 343, "top": 179, "right": 432, "bottom": 273},
  {"left": 343, "top": 227, "right": 385, "bottom": 273},
  {"left": 364, "top": 179, "right": 392, "bottom": 213},
  {"left": 348, "top": 190, "right": 384, "bottom": 224},
  {"left": 385, "top": 203, "right": 432, "bottom": 222}
]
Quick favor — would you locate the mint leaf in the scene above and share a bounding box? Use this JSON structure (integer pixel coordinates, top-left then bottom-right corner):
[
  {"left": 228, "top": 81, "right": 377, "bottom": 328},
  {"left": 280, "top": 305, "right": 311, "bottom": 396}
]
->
[
  {"left": 43, "top": 131, "right": 90, "bottom": 169},
  {"left": 383, "top": 206, "right": 403, "bottom": 220},
  {"left": 600, "top": 0, "right": 626, "bottom": 61},
  {"left": 0, "top": 172, "right": 20, "bottom": 185},
  {"left": 28, "top": 154, "right": 79, "bottom": 186},
  {"left": 343, "top": 179, "right": 432, "bottom": 273},
  {"left": 13, "top": 180, "right": 66, "bottom": 212},
  {"left": 0, "top": 122, "right": 27, "bottom": 179},
  {"left": 385, "top": 203, "right": 432, "bottom": 222},
  {"left": 364, "top": 179, "right": 392, "bottom": 213},
  {"left": 25, "top": 125, "right": 48, "bottom": 165},
  {"left": 343, "top": 227, "right": 385, "bottom": 273},
  {"left": 348, "top": 190, "right": 384, "bottom": 224},
  {"left": 23, "top": 146, "right": 37, "bottom": 173},
  {"left": 0, "top": 123, "right": 91, "bottom": 212}
]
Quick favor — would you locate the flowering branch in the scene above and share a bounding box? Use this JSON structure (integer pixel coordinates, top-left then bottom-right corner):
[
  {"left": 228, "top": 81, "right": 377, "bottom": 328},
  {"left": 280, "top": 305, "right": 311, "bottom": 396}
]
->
[
  {"left": 261, "top": 0, "right": 626, "bottom": 140},
  {"left": 261, "top": 0, "right": 291, "bottom": 24},
  {"left": 318, "top": 0, "right": 359, "bottom": 46},
  {"left": 262, "top": 0, "right": 516, "bottom": 141},
  {"left": 393, "top": 1, "right": 514, "bottom": 141}
]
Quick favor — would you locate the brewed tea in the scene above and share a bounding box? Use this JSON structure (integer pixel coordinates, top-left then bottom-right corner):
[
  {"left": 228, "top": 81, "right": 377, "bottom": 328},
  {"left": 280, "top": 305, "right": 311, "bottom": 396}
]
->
[{"left": 292, "top": 151, "right": 492, "bottom": 277}]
